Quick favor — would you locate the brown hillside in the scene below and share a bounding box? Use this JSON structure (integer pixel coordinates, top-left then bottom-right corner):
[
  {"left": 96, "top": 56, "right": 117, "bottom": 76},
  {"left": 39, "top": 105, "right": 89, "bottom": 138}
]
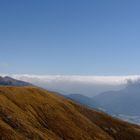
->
[{"left": 0, "top": 86, "right": 139, "bottom": 140}]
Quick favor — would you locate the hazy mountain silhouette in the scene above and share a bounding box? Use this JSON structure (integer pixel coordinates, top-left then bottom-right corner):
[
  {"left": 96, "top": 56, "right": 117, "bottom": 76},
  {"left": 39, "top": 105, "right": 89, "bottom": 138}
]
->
[
  {"left": 67, "top": 80, "right": 140, "bottom": 125},
  {"left": 93, "top": 80, "right": 140, "bottom": 116},
  {"left": 67, "top": 94, "right": 98, "bottom": 109},
  {"left": 0, "top": 76, "right": 32, "bottom": 86}
]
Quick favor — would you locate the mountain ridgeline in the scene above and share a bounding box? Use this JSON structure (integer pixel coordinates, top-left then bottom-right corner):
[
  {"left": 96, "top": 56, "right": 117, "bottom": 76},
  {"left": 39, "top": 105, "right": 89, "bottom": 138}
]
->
[
  {"left": 0, "top": 76, "right": 32, "bottom": 87},
  {"left": 93, "top": 80, "right": 140, "bottom": 116},
  {"left": 66, "top": 94, "right": 98, "bottom": 109},
  {"left": 67, "top": 80, "right": 140, "bottom": 125}
]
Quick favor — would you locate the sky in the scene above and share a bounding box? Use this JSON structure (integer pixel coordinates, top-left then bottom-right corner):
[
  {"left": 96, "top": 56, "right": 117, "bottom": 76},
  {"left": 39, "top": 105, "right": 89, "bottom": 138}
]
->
[{"left": 0, "top": 0, "right": 140, "bottom": 75}]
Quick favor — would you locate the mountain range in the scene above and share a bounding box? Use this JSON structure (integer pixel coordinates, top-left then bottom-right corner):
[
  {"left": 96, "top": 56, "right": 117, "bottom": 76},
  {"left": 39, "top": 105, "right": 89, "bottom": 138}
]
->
[
  {"left": 93, "top": 80, "right": 140, "bottom": 115},
  {"left": 67, "top": 80, "right": 140, "bottom": 124},
  {"left": 66, "top": 94, "right": 98, "bottom": 109}
]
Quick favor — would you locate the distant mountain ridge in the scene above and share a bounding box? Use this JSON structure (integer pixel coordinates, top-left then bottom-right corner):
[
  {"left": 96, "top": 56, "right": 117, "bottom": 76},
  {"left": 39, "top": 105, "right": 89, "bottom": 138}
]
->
[
  {"left": 67, "top": 80, "right": 140, "bottom": 124},
  {"left": 0, "top": 76, "right": 32, "bottom": 86},
  {"left": 67, "top": 94, "right": 98, "bottom": 108},
  {"left": 93, "top": 80, "right": 140, "bottom": 116}
]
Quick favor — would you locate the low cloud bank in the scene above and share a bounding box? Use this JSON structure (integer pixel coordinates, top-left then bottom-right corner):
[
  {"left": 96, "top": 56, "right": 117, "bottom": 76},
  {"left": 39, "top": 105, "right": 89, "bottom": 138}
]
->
[{"left": 2, "top": 74, "right": 140, "bottom": 96}]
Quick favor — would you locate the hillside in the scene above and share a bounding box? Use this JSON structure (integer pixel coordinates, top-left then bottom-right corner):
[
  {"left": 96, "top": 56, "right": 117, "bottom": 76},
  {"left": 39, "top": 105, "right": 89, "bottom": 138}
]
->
[{"left": 0, "top": 87, "right": 140, "bottom": 140}]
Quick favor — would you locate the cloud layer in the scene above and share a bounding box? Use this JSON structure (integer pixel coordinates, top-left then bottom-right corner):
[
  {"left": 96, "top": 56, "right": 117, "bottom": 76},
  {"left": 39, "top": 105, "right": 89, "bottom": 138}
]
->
[{"left": 2, "top": 74, "right": 140, "bottom": 96}]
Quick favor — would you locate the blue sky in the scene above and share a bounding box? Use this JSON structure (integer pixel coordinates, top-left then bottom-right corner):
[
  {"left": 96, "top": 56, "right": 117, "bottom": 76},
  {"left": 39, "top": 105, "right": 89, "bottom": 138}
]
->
[{"left": 0, "top": 0, "right": 140, "bottom": 75}]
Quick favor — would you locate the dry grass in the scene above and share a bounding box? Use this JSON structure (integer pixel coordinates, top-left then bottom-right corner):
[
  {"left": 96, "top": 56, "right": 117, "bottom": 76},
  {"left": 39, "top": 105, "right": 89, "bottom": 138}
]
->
[{"left": 0, "top": 86, "right": 139, "bottom": 140}]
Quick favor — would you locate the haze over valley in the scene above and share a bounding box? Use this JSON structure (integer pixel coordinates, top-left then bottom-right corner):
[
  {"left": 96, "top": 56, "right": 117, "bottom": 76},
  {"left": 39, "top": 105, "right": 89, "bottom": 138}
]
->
[{"left": 3, "top": 74, "right": 140, "bottom": 96}]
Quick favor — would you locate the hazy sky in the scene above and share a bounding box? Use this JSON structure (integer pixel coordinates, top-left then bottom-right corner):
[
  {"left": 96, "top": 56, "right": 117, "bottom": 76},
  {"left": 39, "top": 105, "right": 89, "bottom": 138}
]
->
[
  {"left": 0, "top": 0, "right": 140, "bottom": 75},
  {"left": 2, "top": 74, "right": 140, "bottom": 96}
]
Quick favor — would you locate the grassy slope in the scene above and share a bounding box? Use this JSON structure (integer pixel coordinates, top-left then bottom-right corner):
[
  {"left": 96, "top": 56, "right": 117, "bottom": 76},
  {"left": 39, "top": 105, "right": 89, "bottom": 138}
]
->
[{"left": 0, "top": 87, "right": 139, "bottom": 140}]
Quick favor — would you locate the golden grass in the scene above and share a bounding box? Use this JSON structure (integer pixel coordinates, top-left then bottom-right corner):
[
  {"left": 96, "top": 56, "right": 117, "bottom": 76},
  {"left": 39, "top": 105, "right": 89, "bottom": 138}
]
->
[{"left": 0, "top": 86, "right": 139, "bottom": 140}]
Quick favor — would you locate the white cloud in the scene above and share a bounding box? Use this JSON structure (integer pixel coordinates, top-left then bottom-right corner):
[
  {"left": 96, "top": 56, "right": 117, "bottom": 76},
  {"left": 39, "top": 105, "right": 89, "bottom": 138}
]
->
[{"left": 1, "top": 74, "right": 140, "bottom": 96}]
